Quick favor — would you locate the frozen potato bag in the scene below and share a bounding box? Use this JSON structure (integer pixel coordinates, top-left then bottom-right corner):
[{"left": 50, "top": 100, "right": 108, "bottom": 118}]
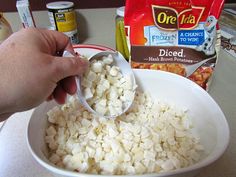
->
[{"left": 124, "top": 0, "right": 225, "bottom": 89}]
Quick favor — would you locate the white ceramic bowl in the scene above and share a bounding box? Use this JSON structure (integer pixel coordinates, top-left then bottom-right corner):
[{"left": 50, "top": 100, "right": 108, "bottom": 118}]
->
[{"left": 27, "top": 69, "right": 230, "bottom": 177}]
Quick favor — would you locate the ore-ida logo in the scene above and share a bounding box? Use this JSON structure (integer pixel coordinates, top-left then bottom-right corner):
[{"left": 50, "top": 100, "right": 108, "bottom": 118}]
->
[{"left": 152, "top": 5, "right": 205, "bottom": 30}]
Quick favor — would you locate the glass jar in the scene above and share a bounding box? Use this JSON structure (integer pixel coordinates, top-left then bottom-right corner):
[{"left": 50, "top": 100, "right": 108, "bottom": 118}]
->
[
  {"left": 115, "top": 6, "right": 130, "bottom": 61},
  {"left": 0, "top": 13, "right": 12, "bottom": 44}
]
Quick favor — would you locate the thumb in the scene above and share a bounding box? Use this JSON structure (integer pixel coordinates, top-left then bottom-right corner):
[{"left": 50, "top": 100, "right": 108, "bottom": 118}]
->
[{"left": 52, "top": 55, "right": 89, "bottom": 81}]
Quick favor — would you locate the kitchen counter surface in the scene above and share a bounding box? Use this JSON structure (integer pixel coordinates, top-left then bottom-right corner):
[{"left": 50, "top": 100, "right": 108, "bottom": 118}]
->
[{"left": 0, "top": 8, "right": 236, "bottom": 177}]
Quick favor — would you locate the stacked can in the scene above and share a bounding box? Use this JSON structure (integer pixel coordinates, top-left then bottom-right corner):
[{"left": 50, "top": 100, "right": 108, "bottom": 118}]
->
[{"left": 46, "top": 1, "right": 79, "bottom": 44}]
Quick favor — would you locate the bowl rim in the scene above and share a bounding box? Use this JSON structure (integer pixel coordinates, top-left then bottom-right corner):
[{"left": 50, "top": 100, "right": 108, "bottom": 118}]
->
[{"left": 27, "top": 69, "right": 230, "bottom": 177}]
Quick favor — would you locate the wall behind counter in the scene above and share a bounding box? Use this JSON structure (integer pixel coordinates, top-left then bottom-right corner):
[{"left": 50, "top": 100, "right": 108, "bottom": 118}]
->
[
  {"left": 0, "top": 0, "right": 125, "bottom": 12},
  {"left": 0, "top": 0, "right": 235, "bottom": 12}
]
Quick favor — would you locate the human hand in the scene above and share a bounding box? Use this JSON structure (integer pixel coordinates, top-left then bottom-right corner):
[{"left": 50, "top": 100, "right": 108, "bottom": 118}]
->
[{"left": 0, "top": 28, "right": 88, "bottom": 121}]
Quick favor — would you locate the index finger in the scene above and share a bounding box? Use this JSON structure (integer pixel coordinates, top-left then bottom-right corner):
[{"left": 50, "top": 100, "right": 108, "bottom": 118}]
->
[{"left": 38, "top": 28, "right": 74, "bottom": 55}]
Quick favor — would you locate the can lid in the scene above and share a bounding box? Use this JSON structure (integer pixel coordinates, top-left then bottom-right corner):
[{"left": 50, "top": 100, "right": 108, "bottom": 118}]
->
[
  {"left": 46, "top": 1, "right": 74, "bottom": 9},
  {"left": 116, "top": 6, "right": 125, "bottom": 17}
]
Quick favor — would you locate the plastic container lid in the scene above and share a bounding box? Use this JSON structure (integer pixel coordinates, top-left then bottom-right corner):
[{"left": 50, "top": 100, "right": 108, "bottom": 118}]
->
[
  {"left": 46, "top": 1, "right": 74, "bottom": 9},
  {"left": 116, "top": 6, "right": 125, "bottom": 17}
]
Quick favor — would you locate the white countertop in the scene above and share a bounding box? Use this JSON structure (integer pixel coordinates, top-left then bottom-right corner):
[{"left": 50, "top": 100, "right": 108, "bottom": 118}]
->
[{"left": 0, "top": 8, "right": 236, "bottom": 177}]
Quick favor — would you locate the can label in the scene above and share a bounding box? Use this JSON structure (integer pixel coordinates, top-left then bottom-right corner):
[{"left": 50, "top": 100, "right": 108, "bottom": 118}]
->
[
  {"left": 64, "top": 29, "right": 79, "bottom": 44},
  {"left": 48, "top": 7, "right": 79, "bottom": 44}
]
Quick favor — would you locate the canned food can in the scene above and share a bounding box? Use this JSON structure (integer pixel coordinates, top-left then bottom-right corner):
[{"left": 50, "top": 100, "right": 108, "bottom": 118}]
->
[{"left": 46, "top": 1, "right": 79, "bottom": 44}]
